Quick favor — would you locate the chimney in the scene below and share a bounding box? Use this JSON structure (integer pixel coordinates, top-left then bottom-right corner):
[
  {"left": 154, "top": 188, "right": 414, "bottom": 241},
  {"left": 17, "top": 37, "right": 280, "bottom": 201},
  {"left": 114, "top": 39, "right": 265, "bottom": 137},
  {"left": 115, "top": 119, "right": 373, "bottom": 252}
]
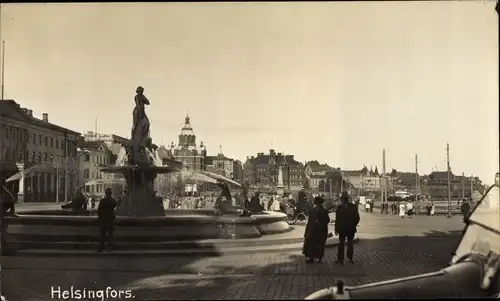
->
[
  {"left": 42, "top": 113, "right": 48, "bottom": 122},
  {"left": 27, "top": 109, "right": 33, "bottom": 116},
  {"left": 21, "top": 108, "right": 28, "bottom": 114},
  {"left": 270, "top": 149, "right": 275, "bottom": 156}
]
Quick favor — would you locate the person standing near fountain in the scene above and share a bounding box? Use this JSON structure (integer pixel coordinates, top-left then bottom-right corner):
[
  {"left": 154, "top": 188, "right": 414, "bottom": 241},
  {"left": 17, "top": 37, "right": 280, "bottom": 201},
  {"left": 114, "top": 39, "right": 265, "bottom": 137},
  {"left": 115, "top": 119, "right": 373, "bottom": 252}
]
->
[
  {"left": 97, "top": 188, "right": 117, "bottom": 252},
  {"left": 215, "top": 179, "right": 232, "bottom": 211}
]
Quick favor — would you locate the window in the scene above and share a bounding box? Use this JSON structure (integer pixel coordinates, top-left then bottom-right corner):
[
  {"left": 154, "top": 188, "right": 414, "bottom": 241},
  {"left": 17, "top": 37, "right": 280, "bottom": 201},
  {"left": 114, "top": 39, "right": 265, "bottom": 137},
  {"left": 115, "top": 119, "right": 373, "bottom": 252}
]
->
[
  {"left": 44, "top": 153, "right": 48, "bottom": 162},
  {"left": 83, "top": 154, "right": 90, "bottom": 161},
  {"left": 50, "top": 137, "right": 54, "bottom": 148},
  {"left": 18, "top": 149, "right": 24, "bottom": 162},
  {"left": 38, "top": 153, "right": 42, "bottom": 163},
  {"left": 31, "top": 152, "right": 35, "bottom": 162},
  {"left": 44, "top": 137, "right": 48, "bottom": 146},
  {"left": 83, "top": 169, "right": 90, "bottom": 179},
  {"left": 56, "top": 140, "right": 59, "bottom": 149}
]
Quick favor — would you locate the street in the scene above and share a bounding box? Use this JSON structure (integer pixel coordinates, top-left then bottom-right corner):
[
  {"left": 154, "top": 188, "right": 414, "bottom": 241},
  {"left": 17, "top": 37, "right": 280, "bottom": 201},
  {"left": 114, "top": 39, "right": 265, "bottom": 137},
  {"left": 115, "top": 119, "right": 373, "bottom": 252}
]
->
[{"left": 1, "top": 211, "right": 465, "bottom": 300}]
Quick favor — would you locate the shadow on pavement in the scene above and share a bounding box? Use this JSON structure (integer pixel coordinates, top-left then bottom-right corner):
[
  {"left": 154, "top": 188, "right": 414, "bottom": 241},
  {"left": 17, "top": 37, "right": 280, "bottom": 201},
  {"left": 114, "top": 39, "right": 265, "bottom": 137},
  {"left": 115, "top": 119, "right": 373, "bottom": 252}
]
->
[{"left": 1, "top": 228, "right": 464, "bottom": 300}]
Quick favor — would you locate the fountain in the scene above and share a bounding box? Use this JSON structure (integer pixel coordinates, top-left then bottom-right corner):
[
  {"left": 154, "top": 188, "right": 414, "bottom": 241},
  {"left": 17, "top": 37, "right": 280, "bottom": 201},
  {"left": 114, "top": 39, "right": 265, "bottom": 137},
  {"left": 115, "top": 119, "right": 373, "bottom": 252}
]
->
[
  {"left": 3, "top": 86, "right": 297, "bottom": 256},
  {"left": 99, "top": 86, "right": 180, "bottom": 216}
]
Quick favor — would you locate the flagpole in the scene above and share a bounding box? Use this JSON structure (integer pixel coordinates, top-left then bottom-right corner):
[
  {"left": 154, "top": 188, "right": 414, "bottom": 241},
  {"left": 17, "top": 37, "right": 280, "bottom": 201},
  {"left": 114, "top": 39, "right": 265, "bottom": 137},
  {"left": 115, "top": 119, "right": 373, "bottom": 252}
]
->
[{"left": 1, "top": 41, "right": 5, "bottom": 100}]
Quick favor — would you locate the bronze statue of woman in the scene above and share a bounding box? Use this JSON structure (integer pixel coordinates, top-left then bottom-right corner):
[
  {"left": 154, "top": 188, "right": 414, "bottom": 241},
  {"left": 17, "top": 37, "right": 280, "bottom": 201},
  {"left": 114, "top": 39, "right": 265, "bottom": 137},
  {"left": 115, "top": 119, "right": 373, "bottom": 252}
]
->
[{"left": 132, "top": 86, "right": 150, "bottom": 138}]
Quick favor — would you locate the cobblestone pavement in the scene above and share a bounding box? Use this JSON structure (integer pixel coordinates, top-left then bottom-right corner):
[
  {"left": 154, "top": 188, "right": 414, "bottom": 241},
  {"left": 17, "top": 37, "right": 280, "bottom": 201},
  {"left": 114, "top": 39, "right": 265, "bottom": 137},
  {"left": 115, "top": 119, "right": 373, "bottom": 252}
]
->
[{"left": 1, "top": 211, "right": 465, "bottom": 300}]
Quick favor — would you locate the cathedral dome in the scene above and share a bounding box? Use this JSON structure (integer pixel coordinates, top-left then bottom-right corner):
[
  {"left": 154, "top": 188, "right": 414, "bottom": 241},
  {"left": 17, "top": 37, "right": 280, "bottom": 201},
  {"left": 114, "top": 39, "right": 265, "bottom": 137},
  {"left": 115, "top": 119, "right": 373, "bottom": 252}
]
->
[{"left": 180, "top": 115, "right": 195, "bottom": 136}]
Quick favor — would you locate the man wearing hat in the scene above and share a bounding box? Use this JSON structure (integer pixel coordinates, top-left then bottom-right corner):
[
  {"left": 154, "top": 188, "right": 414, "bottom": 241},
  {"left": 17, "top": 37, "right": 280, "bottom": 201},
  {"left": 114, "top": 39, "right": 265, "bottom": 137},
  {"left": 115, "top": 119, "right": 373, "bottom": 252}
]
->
[
  {"left": 334, "top": 191, "right": 360, "bottom": 264},
  {"left": 97, "top": 188, "right": 118, "bottom": 252}
]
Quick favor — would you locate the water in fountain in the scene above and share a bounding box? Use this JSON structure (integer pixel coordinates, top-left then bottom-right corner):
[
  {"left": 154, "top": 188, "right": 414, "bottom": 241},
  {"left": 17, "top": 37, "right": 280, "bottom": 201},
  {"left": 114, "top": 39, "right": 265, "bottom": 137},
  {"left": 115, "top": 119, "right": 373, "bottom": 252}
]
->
[
  {"left": 115, "top": 147, "right": 128, "bottom": 166},
  {"left": 145, "top": 148, "right": 163, "bottom": 167}
]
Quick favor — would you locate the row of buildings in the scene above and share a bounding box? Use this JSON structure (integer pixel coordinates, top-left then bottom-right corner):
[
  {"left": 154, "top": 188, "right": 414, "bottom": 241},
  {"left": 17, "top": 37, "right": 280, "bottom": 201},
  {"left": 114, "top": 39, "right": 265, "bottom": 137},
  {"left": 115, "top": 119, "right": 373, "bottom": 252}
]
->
[
  {"left": 1, "top": 99, "right": 492, "bottom": 202},
  {"left": 303, "top": 162, "right": 489, "bottom": 200},
  {"left": 0, "top": 100, "right": 248, "bottom": 201}
]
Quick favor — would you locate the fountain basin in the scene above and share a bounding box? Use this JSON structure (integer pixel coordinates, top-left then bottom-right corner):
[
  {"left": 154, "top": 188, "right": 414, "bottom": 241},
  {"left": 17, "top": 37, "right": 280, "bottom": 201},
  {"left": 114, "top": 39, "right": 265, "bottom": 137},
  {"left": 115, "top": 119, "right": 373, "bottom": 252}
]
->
[{"left": 4, "top": 210, "right": 290, "bottom": 254}]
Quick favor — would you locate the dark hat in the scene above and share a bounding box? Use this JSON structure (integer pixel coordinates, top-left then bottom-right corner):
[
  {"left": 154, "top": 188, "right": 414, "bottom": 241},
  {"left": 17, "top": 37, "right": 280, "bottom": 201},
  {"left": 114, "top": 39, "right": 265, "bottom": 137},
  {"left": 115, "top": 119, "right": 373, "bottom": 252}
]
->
[
  {"left": 341, "top": 191, "right": 349, "bottom": 199},
  {"left": 313, "top": 196, "right": 325, "bottom": 205},
  {"left": 105, "top": 188, "right": 113, "bottom": 195}
]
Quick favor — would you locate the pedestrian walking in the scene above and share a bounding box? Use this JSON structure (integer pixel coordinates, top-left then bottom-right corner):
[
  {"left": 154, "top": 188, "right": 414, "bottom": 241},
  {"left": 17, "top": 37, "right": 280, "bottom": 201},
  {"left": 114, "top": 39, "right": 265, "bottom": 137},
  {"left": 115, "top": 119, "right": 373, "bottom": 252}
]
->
[
  {"left": 399, "top": 202, "right": 406, "bottom": 218},
  {"left": 426, "top": 202, "right": 432, "bottom": 216},
  {"left": 303, "top": 196, "right": 330, "bottom": 264},
  {"left": 460, "top": 199, "right": 471, "bottom": 223},
  {"left": 272, "top": 196, "right": 281, "bottom": 212},
  {"left": 406, "top": 200, "right": 414, "bottom": 219},
  {"left": 335, "top": 192, "right": 360, "bottom": 264},
  {"left": 392, "top": 201, "right": 398, "bottom": 214},
  {"left": 97, "top": 188, "right": 117, "bottom": 252}
]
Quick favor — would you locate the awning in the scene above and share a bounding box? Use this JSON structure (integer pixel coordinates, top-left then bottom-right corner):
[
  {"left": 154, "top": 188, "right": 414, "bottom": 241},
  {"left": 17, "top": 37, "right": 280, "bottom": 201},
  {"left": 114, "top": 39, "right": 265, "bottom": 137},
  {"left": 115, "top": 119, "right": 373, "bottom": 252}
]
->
[
  {"left": 182, "top": 171, "right": 218, "bottom": 184},
  {"left": 201, "top": 171, "right": 242, "bottom": 187},
  {"left": 4, "top": 163, "right": 57, "bottom": 183}
]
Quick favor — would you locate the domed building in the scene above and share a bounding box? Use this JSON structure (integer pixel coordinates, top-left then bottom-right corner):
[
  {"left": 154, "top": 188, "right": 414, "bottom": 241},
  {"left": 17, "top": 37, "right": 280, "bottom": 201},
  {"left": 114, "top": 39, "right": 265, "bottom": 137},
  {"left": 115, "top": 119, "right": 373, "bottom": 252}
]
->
[
  {"left": 168, "top": 115, "right": 207, "bottom": 172},
  {"left": 156, "top": 115, "right": 207, "bottom": 196}
]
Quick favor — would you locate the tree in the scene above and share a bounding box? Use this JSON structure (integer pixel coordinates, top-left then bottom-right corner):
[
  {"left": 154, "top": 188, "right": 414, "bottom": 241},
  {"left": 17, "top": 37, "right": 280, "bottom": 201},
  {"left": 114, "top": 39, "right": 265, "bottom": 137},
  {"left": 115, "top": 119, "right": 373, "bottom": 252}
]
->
[
  {"left": 156, "top": 174, "right": 174, "bottom": 197},
  {"left": 174, "top": 173, "right": 185, "bottom": 195},
  {"left": 325, "top": 170, "right": 350, "bottom": 194}
]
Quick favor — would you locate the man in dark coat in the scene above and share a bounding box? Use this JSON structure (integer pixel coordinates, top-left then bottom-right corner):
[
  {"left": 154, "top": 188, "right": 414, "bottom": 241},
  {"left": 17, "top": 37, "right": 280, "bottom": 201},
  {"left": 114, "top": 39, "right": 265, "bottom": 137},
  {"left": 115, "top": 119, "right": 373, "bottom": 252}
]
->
[
  {"left": 460, "top": 199, "right": 471, "bottom": 223},
  {"left": 97, "top": 188, "right": 117, "bottom": 252},
  {"left": 335, "top": 191, "right": 360, "bottom": 264},
  {"left": 297, "top": 188, "right": 309, "bottom": 213},
  {"left": 248, "top": 191, "right": 263, "bottom": 212},
  {"left": 0, "top": 194, "right": 15, "bottom": 217},
  {"left": 303, "top": 196, "right": 330, "bottom": 263},
  {"left": 215, "top": 180, "right": 232, "bottom": 210}
]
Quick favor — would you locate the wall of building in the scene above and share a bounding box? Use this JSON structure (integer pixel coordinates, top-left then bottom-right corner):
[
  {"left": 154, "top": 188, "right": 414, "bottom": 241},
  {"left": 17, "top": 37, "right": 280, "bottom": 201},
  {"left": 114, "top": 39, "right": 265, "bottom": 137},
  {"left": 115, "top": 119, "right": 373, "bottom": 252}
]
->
[{"left": 1, "top": 101, "right": 80, "bottom": 202}]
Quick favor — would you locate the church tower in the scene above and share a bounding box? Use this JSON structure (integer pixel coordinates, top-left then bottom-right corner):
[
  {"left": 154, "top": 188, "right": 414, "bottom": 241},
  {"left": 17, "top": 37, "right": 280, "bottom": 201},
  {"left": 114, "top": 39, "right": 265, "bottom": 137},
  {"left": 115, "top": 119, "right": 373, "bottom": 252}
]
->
[{"left": 178, "top": 115, "right": 196, "bottom": 149}]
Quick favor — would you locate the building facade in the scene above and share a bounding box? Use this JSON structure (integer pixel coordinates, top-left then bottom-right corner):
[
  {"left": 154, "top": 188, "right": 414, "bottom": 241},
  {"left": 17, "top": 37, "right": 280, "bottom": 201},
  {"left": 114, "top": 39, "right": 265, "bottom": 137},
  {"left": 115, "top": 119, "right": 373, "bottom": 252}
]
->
[
  {"left": 243, "top": 149, "right": 304, "bottom": 193},
  {"left": 304, "top": 161, "right": 334, "bottom": 192},
  {"left": 343, "top": 166, "right": 381, "bottom": 193},
  {"left": 82, "top": 131, "right": 129, "bottom": 147},
  {"left": 425, "top": 171, "right": 482, "bottom": 199},
  {"left": 0, "top": 99, "right": 80, "bottom": 203},
  {"left": 205, "top": 150, "right": 244, "bottom": 183},
  {"left": 170, "top": 115, "right": 207, "bottom": 172},
  {"left": 77, "top": 140, "right": 116, "bottom": 197}
]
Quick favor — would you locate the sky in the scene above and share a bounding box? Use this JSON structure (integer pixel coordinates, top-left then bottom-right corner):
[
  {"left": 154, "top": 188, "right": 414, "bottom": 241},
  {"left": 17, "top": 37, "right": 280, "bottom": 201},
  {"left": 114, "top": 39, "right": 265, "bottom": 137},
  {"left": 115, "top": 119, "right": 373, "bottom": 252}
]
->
[{"left": 1, "top": 2, "right": 498, "bottom": 183}]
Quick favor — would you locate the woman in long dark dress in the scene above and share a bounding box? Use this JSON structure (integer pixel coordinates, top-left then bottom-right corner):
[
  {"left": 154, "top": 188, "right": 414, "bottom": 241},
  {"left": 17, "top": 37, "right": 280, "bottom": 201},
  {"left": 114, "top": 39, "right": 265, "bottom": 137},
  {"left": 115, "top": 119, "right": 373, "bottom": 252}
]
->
[{"left": 303, "top": 196, "right": 330, "bottom": 263}]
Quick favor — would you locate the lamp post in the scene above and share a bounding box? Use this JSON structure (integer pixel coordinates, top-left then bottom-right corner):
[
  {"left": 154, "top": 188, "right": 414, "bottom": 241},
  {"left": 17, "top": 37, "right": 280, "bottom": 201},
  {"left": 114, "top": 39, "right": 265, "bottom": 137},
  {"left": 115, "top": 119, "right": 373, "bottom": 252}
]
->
[
  {"left": 51, "top": 150, "right": 89, "bottom": 204},
  {"left": 446, "top": 143, "right": 452, "bottom": 218}
]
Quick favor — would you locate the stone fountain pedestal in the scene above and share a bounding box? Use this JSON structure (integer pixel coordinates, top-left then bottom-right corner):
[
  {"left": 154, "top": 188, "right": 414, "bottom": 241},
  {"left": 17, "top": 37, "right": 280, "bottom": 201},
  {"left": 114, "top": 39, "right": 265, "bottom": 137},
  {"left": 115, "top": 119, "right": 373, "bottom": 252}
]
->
[{"left": 101, "top": 166, "right": 178, "bottom": 217}]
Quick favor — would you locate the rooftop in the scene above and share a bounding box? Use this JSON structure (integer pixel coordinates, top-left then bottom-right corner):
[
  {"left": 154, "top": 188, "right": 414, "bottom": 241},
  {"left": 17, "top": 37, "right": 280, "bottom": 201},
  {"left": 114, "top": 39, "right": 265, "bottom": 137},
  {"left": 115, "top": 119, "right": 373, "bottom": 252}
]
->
[{"left": 0, "top": 99, "right": 80, "bottom": 136}]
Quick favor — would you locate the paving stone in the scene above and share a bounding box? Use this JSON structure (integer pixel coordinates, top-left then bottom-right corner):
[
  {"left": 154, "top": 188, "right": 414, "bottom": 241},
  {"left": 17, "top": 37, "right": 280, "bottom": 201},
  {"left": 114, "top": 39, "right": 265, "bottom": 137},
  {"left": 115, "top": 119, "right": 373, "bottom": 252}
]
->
[{"left": 1, "top": 211, "right": 465, "bottom": 300}]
